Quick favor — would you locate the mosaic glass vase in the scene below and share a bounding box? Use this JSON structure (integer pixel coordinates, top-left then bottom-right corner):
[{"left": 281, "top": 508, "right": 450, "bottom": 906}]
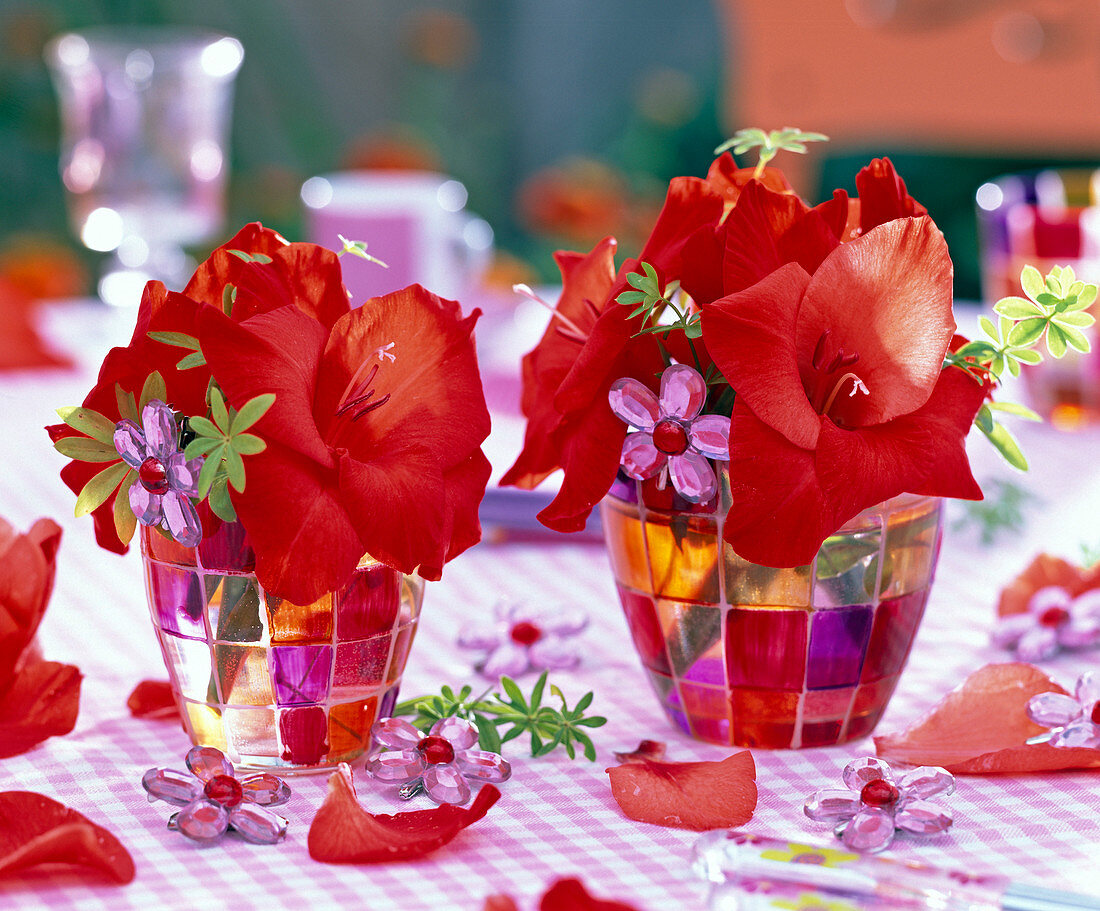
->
[
  {"left": 140, "top": 523, "right": 423, "bottom": 770},
  {"left": 602, "top": 475, "right": 943, "bottom": 749}
]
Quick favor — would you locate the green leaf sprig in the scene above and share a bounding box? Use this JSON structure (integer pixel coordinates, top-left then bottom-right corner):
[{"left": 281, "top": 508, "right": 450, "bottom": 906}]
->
[
  {"left": 184, "top": 388, "right": 275, "bottom": 522},
  {"left": 715, "top": 127, "right": 829, "bottom": 178},
  {"left": 392, "top": 672, "right": 607, "bottom": 761},
  {"left": 337, "top": 235, "right": 388, "bottom": 268},
  {"left": 952, "top": 477, "right": 1034, "bottom": 546},
  {"left": 945, "top": 265, "right": 1098, "bottom": 468}
]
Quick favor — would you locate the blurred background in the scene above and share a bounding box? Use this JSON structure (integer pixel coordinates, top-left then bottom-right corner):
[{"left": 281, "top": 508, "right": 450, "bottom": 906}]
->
[{"left": 0, "top": 0, "right": 1098, "bottom": 303}]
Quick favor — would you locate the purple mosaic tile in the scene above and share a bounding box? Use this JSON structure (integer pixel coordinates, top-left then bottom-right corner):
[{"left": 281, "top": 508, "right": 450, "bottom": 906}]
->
[
  {"left": 806, "top": 605, "right": 874, "bottom": 689},
  {"left": 272, "top": 644, "right": 333, "bottom": 706},
  {"left": 148, "top": 562, "right": 206, "bottom": 640}
]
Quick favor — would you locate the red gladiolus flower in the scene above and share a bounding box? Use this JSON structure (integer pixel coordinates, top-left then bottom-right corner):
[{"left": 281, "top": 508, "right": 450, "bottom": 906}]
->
[
  {"left": 704, "top": 216, "right": 987, "bottom": 567},
  {"left": 0, "top": 517, "right": 82, "bottom": 758},
  {"left": 499, "top": 238, "right": 618, "bottom": 491},
  {"left": 199, "top": 285, "right": 491, "bottom": 604}
]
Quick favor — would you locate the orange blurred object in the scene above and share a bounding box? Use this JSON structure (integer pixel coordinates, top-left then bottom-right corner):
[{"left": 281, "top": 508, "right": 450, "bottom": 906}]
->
[
  {"left": 342, "top": 128, "right": 444, "bottom": 173},
  {"left": 0, "top": 236, "right": 87, "bottom": 301},
  {"left": 518, "top": 158, "right": 634, "bottom": 248},
  {"left": 0, "top": 278, "right": 70, "bottom": 371}
]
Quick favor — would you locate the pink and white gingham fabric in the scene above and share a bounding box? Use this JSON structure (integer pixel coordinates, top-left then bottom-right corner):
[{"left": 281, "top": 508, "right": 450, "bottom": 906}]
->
[{"left": 1, "top": 303, "right": 1099, "bottom": 909}]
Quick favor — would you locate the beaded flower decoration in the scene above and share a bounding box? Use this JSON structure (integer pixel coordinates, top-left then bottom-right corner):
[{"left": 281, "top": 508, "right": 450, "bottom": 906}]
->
[
  {"left": 1026, "top": 671, "right": 1100, "bottom": 748},
  {"left": 609, "top": 363, "right": 731, "bottom": 503},
  {"left": 114, "top": 399, "right": 203, "bottom": 547},
  {"left": 457, "top": 601, "right": 588, "bottom": 678},
  {"left": 367, "top": 716, "right": 511, "bottom": 805},
  {"left": 992, "top": 586, "right": 1100, "bottom": 661},
  {"left": 803, "top": 758, "right": 954, "bottom": 853},
  {"left": 142, "top": 745, "right": 291, "bottom": 844}
]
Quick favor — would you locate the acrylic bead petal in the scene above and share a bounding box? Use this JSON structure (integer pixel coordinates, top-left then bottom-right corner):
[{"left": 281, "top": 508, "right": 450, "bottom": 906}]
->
[
  {"left": 129, "top": 482, "right": 163, "bottom": 526},
  {"left": 1076, "top": 670, "right": 1100, "bottom": 707},
  {"left": 897, "top": 766, "right": 955, "bottom": 800},
  {"left": 688, "top": 414, "right": 731, "bottom": 460},
  {"left": 989, "top": 613, "right": 1032, "bottom": 649},
  {"left": 1015, "top": 625, "right": 1059, "bottom": 662},
  {"left": 421, "top": 763, "right": 471, "bottom": 805},
  {"left": 162, "top": 490, "right": 203, "bottom": 547},
  {"left": 1071, "top": 589, "right": 1100, "bottom": 617},
  {"left": 659, "top": 363, "right": 707, "bottom": 421},
  {"left": 455, "top": 749, "right": 512, "bottom": 783},
  {"left": 541, "top": 608, "right": 588, "bottom": 636},
  {"left": 1027, "top": 586, "right": 1071, "bottom": 614},
  {"left": 620, "top": 433, "right": 664, "bottom": 480},
  {"left": 457, "top": 622, "right": 503, "bottom": 651},
  {"left": 142, "top": 400, "right": 179, "bottom": 463},
  {"left": 1027, "top": 691, "right": 1084, "bottom": 727},
  {"left": 113, "top": 420, "right": 148, "bottom": 468},
  {"left": 842, "top": 757, "right": 892, "bottom": 792},
  {"left": 803, "top": 788, "right": 860, "bottom": 822},
  {"left": 185, "top": 745, "right": 234, "bottom": 782},
  {"left": 369, "top": 749, "right": 425, "bottom": 782},
  {"left": 167, "top": 452, "right": 202, "bottom": 498},
  {"left": 609, "top": 378, "right": 660, "bottom": 430},
  {"left": 228, "top": 804, "right": 289, "bottom": 845},
  {"left": 481, "top": 641, "right": 531, "bottom": 678},
  {"left": 1058, "top": 617, "right": 1100, "bottom": 649},
  {"left": 895, "top": 799, "right": 953, "bottom": 836},
  {"left": 174, "top": 798, "right": 230, "bottom": 842},
  {"left": 529, "top": 637, "right": 581, "bottom": 671},
  {"left": 668, "top": 449, "right": 717, "bottom": 502},
  {"left": 142, "top": 768, "right": 202, "bottom": 806},
  {"left": 239, "top": 773, "right": 291, "bottom": 807},
  {"left": 374, "top": 717, "right": 423, "bottom": 749},
  {"left": 430, "top": 716, "right": 479, "bottom": 751},
  {"left": 840, "top": 807, "right": 896, "bottom": 853},
  {"left": 1051, "top": 720, "right": 1100, "bottom": 749}
]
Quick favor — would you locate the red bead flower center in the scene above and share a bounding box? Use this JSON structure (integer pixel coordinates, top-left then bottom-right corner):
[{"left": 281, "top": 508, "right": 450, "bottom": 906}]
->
[
  {"left": 652, "top": 419, "right": 689, "bottom": 455},
  {"left": 859, "top": 778, "right": 899, "bottom": 808},
  {"left": 1038, "top": 606, "right": 1070, "bottom": 628},
  {"left": 510, "top": 620, "right": 543, "bottom": 646},
  {"left": 139, "top": 456, "right": 169, "bottom": 495},
  {"left": 1091, "top": 701, "right": 1100, "bottom": 725},
  {"left": 204, "top": 773, "right": 243, "bottom": 808},
  {"left": 417, "top": 735, "right": 455, "bottom": 765}
]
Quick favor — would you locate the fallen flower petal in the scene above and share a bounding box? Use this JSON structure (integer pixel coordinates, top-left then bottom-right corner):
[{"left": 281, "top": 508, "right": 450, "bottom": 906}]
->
[
  {"left": 612, "top": 740, "right": 667, "bottom": 764},
  {"left": 308, "top": 764, "right": 499, "bottom": 863},
  {"left": 0, "top": 660, "right": 81, "bottom": 759},
  {"left": 0, "top": 792, "right": 134, "bottom": 884},
  {"left": 874, "top": 662, "right": 1100, "bottom": 774},
  {"left": 541, "top": 878, "right": 642, "bottom": 911},
  {"left": 606, "top": 751, "right": 756, "bottom": 831},
  {"left": 0, "top": 517, "right": 62, "bottom": 691},
  {"left": 126, "top": 679, "right": 179, "bottom": 720}
]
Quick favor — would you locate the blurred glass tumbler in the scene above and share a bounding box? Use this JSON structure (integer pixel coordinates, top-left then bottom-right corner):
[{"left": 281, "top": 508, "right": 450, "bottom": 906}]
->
[
  {"left": 45, "top": 28, "right": 244, "bottom": 305},
  {"left": 302, "top": 171, "right": 493, "bottom": 305},
  {"left": 976, "top": 169, "right": 1100, "bottom": 428}
]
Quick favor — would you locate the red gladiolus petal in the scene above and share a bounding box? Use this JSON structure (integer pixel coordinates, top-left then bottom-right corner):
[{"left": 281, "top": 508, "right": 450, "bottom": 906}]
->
[
  {"left": 705, "top": 154, "right": 793, "bottom": 202},
  {"left": 307, "top": 765, "right": 500, "bottom": 863},
  {"left": 0, "top": 792, "right": 134, "bottom": 884},
  {"left": 704, "top": 263, "right": 819, "bottom": 450},
  {"left": 855, "top": 157, "right": 927, "bottom": 235},
  {"left": 501, "top": 239, "right": 617, "bottom": 490},
  {"left": 606, "top": 751, "right": 757, "bottom": 831},
  {"left": 541, "top": 878, "right": 642, "bottom": 911},
  {"left": 874, "top": 663, "right": 1100, "bottom": 774},
  {"left": 0, "top": 660, "right": 81, "bottom": 759},
  {"left": 796, "top": 217, "right": 955, "bottom": 427},
  {"left": 721, "top": 180, "right": 809, "bottom": 294},
  {"left": 126, "top": 679, "right": 179, "bottom": 720},
  {"left": 612, "top": 740, "right": 667, "bottom": 764}
]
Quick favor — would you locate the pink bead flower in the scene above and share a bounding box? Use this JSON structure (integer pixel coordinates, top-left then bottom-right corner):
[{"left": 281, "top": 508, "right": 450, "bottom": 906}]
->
[
  {"left": 142, "top": 745, "right": 291, "bottom": 844},
  {"left": 113, "top": 399, "right": 203, "bottom": 546},
  {"left": 457, "top": 601, "right": 588, "bottom": 678},
  {"left": 367, "top": 716, "right": 511, "bottom": 805},
  {"left": 991, "top": 586, "right": 1100, "bottom": 661},
  {"left": 1027, "top": 671, "right": 1100, "bottom": 748},
  {"left": 608, "top": 363, "right": 730, "bottom": 503},
  {"left": 803, "top": 757, "right": 954, "bottom": 853}
]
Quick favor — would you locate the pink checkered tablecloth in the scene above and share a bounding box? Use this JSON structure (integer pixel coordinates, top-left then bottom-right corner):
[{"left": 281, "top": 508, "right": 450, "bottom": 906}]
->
[{"left": 2, "top": 301, "right": 1099, "bottom": 910}]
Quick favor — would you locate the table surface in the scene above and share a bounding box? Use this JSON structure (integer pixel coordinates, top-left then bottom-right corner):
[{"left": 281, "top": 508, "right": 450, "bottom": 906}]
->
[{"left": 2, "top": 300, "right": 1100, "bottom": 910}]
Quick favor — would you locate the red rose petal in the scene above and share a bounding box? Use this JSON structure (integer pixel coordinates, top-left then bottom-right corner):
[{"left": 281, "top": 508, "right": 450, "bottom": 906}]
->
[
  {"left": 0, "top": 792, "right": 134, "bottom": 884},
  {"left": 874, "top": 662, "right": 1100, "bottom": 774},
  {"left": 541, "top": 878, "right": 642, "bottom": 911},
  {"left": 997, "top": 554, "right": 1100, "bottom": 618},
  {"left": 0, "top": 517, "right": 62, "bottom": 690},
  {"left": 308, "top": 765, "right": 500, "bottom": 863},
  {"left": 484, "top": 896, "right": 520, "bottom": 911},
  {"left": 126, "top": 680, "right": 179, "bottom": 720},
  {"left": 606, "top": 751, "right": 757, "bottom": 831},
  {"left": 612, "top": 740, "right": 667, "bottom": 764},
  {"left": 0, "top": 660, "right": 81, "bottom": 759}
]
